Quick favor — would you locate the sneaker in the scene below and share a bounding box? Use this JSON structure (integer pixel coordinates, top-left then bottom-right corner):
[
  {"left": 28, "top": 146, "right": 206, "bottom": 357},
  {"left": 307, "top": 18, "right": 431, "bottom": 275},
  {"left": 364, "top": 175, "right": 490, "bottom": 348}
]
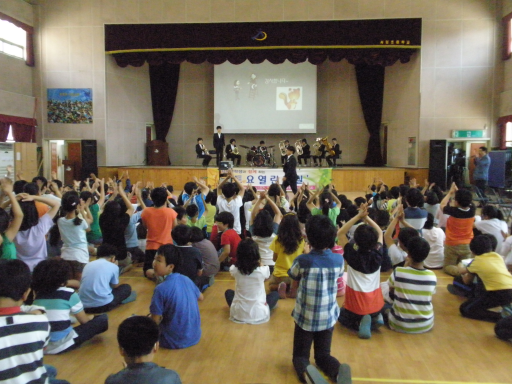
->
[
  {"left": 337, "top": 364, "right": 352, "bottom": 384},
  {"left": 371, "top": 313, "right": 384, "bottom": 330},
  {"left": 358, "top": 315, "right": 372, "bottom": 339},
  {"left": 305, "top": 365, "right": 329, "bottom": 384},
  {"left": 502, "top": 303, "right": 512, "bottom": 318},
  {"left": 447, "top": 284, "right": 470, "bottom": 297},
  {"left": 121, "top": 291, "right": 137, "bottom": 304},
  {"left": 278, "top": 282, "right": 287, "bottom": 299},
  {"left": 119, "top": 264, "right": 133, "bottom": 275}
]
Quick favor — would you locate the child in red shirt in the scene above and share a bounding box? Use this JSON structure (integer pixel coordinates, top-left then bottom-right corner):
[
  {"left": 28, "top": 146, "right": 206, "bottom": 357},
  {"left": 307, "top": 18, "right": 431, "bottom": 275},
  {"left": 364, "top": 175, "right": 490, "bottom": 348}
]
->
[{"left": 211, "top": 211, "right": 241, "bottom": 266}]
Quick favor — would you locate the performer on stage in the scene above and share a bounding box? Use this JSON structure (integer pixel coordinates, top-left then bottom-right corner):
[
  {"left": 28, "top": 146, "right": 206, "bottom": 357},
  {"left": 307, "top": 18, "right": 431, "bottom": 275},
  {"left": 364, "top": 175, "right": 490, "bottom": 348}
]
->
[
  {"left": 213, "top": 126, "right": 225, "bottom": 166},
  {"left": 282, "top": 145, "right": 298, "bottom": 194},
  {"left": 298, "top": 138, "right": 311, "bottom": 166},
  {"left": 312, "top": 139, "right": 326, "bottom": 167},
  {"left": 280, "top": 140, "right": 290, "bottom": 165},
  {"left": 258, "top": 140, "right": 266, "bottom": 153},
  {"left": 226, "top": 139, "right": 242, "bottom": 166},
  {"left": 195, "top": 138, "right": 212, "bottom": 167},
  {"left": 326, "top": 138, "right": 342, "bottom": 167}
]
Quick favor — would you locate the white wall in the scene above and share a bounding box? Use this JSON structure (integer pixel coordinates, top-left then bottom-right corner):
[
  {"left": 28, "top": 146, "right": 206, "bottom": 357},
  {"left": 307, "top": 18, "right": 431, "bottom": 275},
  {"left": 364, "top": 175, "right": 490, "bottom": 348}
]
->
[{"left": 34, "top": 0, "right": 500, "bottom": 168}]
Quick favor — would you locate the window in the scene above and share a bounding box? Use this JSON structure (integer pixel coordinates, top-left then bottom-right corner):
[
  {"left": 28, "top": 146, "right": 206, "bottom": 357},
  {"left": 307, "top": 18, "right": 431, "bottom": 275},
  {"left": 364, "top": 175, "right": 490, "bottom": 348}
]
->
[
  {"left": 0, "top": 19, "right": 26, "bottom": 60},
  {"left": 505, "top": 122, "right": 512, "bottom": 148}
]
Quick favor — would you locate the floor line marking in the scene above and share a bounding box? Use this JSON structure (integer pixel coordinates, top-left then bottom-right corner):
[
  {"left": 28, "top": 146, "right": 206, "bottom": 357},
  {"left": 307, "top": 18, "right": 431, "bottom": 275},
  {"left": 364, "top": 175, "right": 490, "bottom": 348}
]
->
[{"left": 352, "top": 378, "right": 507, "bottom": 384}]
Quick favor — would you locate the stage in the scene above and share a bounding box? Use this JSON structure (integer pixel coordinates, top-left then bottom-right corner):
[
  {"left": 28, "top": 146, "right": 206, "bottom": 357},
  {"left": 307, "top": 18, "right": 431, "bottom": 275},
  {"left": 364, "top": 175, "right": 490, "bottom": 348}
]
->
[{"left": 98, "top": 165, "right": 428, "bottom": 192}]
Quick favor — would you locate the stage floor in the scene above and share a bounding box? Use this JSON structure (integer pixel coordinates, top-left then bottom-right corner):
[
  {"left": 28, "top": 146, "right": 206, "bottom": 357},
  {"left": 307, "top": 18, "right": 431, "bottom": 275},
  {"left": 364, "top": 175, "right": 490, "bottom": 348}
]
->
[{"left": 98, "top": 165, "right": 428, "bottom": 192}]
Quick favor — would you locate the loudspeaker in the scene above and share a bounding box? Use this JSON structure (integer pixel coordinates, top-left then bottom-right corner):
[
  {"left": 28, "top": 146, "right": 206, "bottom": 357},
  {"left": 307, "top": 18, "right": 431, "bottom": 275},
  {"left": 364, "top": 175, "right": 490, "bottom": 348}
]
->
[
  {"left": 81, "top": 140, "right": 98, "bottom": 180},
  {"left": 220, "top": 161, "right": 233, "bottom": 170},
  {"left": 429, "top": 140, "right": 447, "bottom": 190}
]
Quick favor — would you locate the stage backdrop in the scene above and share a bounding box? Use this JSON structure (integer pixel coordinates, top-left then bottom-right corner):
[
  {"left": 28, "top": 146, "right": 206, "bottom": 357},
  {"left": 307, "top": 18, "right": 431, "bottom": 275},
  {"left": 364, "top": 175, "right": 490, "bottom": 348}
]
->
[{"left": 207, "top": 167, "right": 332, "bottom": 191}]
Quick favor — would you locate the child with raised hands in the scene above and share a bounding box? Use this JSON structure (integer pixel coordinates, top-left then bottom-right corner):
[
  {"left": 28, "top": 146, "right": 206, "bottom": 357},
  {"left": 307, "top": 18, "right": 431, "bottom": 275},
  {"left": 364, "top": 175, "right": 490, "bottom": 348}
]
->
[
  {"left": 337, "top": 203, "right": 385, "bottom": 339},
  {"left": 306, "top": 184, "right": 341, "bottom": 227},
  {"left": 225, "top": 238, "right": 279, "bottom": 324},
  {"left": 250, "top": 189, "right": 282, "bottom": 273},
  {"left": 0, "top": 178, "right": 23, "bottom": 260},
  {"left": 56, "top": 191, "right": 92, "bottom": 280},
  {"left": 14, "top": 192, "right": 61, "bottom": 271}
]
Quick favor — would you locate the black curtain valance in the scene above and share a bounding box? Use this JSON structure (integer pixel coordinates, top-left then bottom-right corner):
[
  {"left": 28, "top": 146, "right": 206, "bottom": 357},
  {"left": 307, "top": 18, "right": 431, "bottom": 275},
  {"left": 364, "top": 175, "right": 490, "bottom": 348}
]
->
[{"left": 105, "top": 18, "right": 421, "bottom": 67}]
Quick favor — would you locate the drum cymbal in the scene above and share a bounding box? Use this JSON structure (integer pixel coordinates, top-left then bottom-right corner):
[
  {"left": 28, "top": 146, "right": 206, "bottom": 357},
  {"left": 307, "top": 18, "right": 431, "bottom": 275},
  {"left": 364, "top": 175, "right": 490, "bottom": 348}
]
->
[
  {"left": 267, "top": 145, "right": 275, "bottom": 148},
  {"left": 239, "top": 145, "right": 249, "bottom": 149}
]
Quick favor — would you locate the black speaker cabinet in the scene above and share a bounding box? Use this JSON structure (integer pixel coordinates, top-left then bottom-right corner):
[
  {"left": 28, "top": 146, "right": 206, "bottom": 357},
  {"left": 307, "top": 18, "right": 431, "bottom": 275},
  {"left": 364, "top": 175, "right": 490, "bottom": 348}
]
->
[
  {"left": 429, "top": 140, "right": 447, "bottom": 190},
  {"left": 81, "top": 140, "right": 98, "bottom": 180}
]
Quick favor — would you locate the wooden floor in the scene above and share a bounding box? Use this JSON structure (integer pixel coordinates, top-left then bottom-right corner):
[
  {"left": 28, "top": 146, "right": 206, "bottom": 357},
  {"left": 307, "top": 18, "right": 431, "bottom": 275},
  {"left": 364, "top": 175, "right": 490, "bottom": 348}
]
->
[{"left": 44, "top": 267, "right": 511, "bottom": 384}]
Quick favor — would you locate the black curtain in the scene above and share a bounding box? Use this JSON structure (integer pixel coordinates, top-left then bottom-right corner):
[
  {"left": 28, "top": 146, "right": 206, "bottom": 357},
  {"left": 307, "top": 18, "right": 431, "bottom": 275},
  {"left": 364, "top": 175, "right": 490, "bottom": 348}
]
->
[
  {"left": 355, "top": 64, "right": 385, "bottom": 166},
  {"left": 149, "top": 62, "right": 180, "bottom": 142}
]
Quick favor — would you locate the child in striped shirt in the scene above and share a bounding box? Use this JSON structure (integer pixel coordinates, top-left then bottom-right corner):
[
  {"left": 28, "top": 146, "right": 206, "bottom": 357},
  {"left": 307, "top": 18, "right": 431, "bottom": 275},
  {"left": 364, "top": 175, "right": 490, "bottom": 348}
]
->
[{"left": 386, "top": 237, "right": 437, "bottom": 333}]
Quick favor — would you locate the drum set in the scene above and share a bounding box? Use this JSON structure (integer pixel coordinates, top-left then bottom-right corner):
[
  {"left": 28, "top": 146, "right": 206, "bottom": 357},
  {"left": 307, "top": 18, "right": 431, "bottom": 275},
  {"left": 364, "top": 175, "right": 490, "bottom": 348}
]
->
[{"left": 239, "top": 145, "right": 276, "bottom": 167}]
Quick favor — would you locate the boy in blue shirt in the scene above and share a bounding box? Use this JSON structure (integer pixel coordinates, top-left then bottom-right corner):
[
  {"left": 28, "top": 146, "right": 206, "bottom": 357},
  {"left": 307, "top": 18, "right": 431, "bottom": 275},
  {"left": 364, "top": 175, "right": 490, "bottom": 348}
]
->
[
  {"left": 150, "top": 244, "right": 204, "bottom": 349},
  {"left": 288, "top": 215, "right": 347, "bottom": 383},
  {"left": 105, "top": 316, "right": 182, "bottom": 384},
  {"left": 80, "top": 244, "right": 136, "bottom": 313}
]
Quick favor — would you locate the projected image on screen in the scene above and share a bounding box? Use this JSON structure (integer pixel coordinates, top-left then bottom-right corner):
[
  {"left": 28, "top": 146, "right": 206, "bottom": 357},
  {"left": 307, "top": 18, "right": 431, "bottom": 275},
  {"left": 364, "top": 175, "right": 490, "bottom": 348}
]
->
[
  {"left": 214, "top": 61, "right": 317, "bottom": 134},
  {"left": 277, "top": 87, "right": 302, "bottom": 110}
]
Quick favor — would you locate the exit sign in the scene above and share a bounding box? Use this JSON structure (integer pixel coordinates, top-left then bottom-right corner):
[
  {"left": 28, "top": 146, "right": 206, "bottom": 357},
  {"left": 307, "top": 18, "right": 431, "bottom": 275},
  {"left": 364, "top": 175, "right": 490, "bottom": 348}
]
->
[{"left": 452, "top": 130, "right": 486, "bottom": 138}]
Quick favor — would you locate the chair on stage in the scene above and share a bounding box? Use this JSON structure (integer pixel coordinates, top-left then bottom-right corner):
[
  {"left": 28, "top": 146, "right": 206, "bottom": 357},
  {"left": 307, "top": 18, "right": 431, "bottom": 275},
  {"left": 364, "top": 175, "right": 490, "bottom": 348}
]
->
[{"left": 195, "top": 150, "right": 216, "bottom": 166}]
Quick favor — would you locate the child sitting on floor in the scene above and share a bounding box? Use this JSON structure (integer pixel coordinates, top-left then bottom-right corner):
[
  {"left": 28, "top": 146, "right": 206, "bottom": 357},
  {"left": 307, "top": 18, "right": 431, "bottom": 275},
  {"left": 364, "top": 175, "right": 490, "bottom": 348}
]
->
[
  {"left": 268, "top": 213, "right": 306, "bottom": 299},
  {"left": 0, "top": 259, "right": 70, "bottom": 384},
  {"left": 457, "top": 234, "right": 512, "bottom": 322},
  {"left": 210, "top": 211, "right": 241, "bottom": 267},
  {"left": 79, "top": 244, "right": 136, "bottom": 314},
  {"left": 105, "top": 316, "right": 182, "bottom": 384},
  {"left": 288, "top": 215, "right": 344, "bottom": 383},
  {"left": 150, "top": 244, "right": 204, "bottom": 349},
  {"left": 337, "top": 203, "right": 384, "bottom": 339},
  {"left": 171, "top": 225, "right": 204, "bottom": 287},
  {"left": 32, "top": 259, "right": 108, "bottom": 354},
  {"left": 386, "top": 237, "right": 437, "bottom": 333},
  {"left": 225, "top": 238, "right": 279, "bottom": 324}
]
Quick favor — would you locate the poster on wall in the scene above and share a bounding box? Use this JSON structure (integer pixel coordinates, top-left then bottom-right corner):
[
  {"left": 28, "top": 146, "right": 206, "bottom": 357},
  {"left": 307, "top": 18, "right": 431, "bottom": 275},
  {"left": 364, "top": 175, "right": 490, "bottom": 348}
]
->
[
  {"left": 47, "top": 88, "right": 93, "bottom": 124},
  {"left": 207, "top": 167, "right": 332, "bottom": 191}
]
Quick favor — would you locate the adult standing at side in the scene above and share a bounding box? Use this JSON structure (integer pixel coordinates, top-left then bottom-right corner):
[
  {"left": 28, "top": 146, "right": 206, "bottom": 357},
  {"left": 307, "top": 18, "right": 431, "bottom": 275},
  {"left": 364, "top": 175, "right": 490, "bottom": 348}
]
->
[
  {"left": 282, "top": 146, "right": 298, "bottom": 195},
  {"left": 213, "top": 126, "right": 225, "bottom": 167},
  {"left": 472, "top": 146, "right": 491, "bottom": 199}
]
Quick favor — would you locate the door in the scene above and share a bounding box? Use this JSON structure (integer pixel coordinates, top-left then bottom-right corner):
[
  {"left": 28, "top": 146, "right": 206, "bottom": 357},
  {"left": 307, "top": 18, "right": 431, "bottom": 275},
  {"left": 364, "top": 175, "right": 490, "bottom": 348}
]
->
[{"left": 66, "top": 142, "right": 81, "bottom": 181}]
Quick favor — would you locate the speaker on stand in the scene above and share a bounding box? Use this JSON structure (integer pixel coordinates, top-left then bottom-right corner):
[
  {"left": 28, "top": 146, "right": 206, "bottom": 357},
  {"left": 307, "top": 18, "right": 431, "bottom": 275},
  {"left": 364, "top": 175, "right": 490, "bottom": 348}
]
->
[
  {"left": 428, "top": 140, "right": 448, "bottom": 190},
  {"left": 81, "top": 140, "right": 98, "bottom": 180}
]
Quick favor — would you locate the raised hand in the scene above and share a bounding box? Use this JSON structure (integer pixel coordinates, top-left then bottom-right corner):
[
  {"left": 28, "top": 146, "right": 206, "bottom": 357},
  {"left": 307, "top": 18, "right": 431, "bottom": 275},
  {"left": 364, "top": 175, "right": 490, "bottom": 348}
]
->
[{"left": 0, "top": 178, "right": 13, "bottom": 194}]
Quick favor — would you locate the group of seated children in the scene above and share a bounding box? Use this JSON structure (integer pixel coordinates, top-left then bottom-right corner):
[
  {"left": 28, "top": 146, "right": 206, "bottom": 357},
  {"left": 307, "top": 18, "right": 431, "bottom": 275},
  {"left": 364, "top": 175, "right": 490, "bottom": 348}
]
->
[{"left": 5, "top": 170, "right": 512, "bottom": 384}]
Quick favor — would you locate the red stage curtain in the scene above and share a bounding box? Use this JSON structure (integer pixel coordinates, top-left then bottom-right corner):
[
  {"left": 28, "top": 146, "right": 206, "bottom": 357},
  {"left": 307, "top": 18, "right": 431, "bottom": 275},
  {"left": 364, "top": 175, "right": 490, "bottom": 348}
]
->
[
  {"left": 11, "top": 123, "right": 35, "bottom": 143},
  {"left": 0, "top": 122, "right": 9, "bottom": 142},
  {"left": 0, "top": 114, "right": 37, "bottom": 143}
]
